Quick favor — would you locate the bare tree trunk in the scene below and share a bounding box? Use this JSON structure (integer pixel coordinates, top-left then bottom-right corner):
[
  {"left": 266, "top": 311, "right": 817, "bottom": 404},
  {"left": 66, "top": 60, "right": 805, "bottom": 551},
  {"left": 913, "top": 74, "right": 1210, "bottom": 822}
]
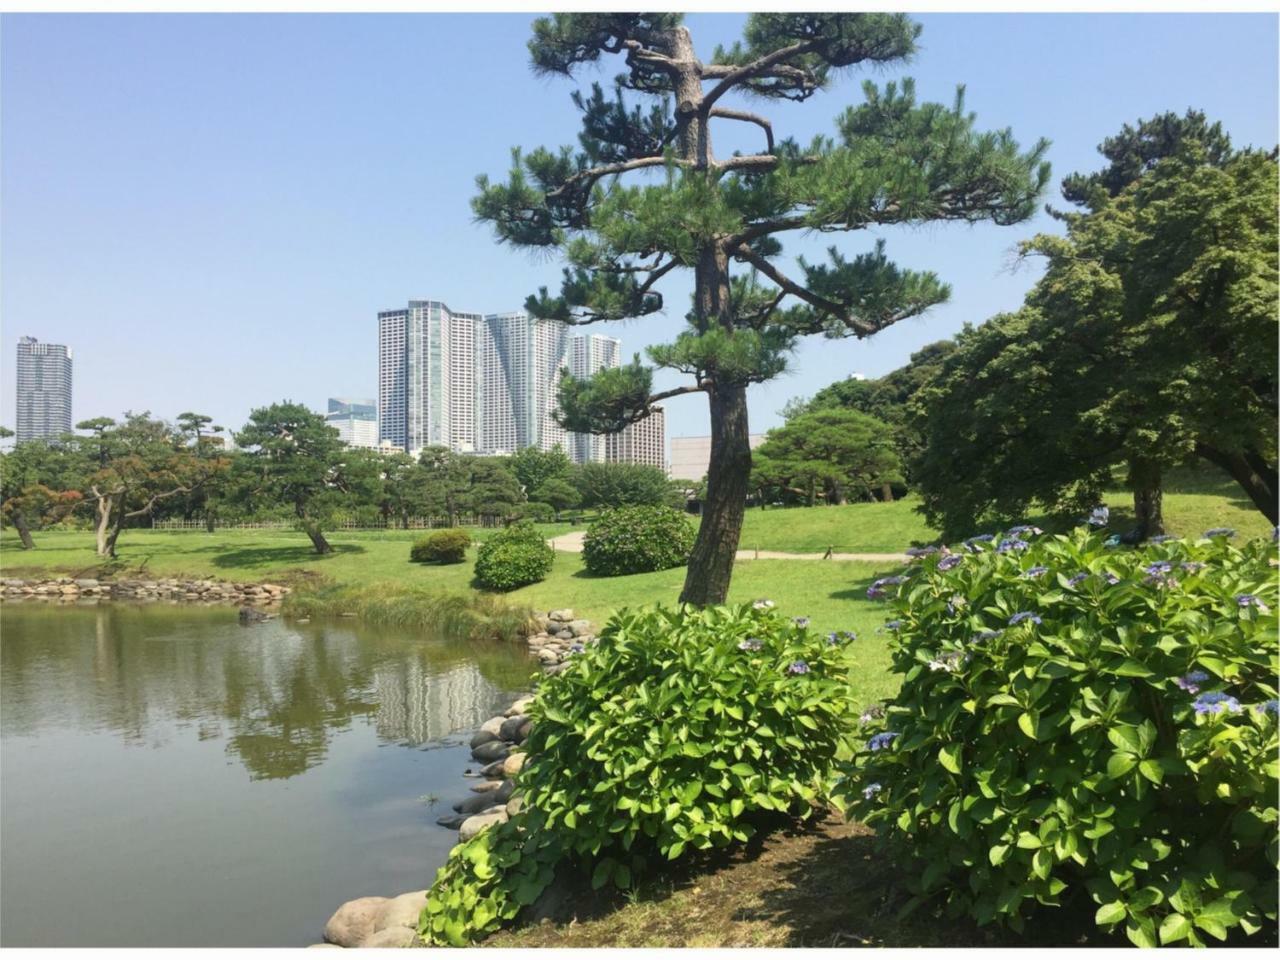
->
[
  {"left": 11, "top": 511, "right": 36, "bottom": 549},
  {"left": 881, "top": 482, "right": 895, "bottom": 503},
  {"left": 302, "top": 520, "right": 333, "bottom": 555},
  {"left": 680, "top": 384, "right": 750, "bottom": 606},
  {"left": 1196, "top": 442, "right": 1278, "bottom": 525},
  {"left": 95, "top": 496, "right": 115, "bottom": 557},
  {"left": 1129, "top": 459, "right": 1165, "bottom": 540}
]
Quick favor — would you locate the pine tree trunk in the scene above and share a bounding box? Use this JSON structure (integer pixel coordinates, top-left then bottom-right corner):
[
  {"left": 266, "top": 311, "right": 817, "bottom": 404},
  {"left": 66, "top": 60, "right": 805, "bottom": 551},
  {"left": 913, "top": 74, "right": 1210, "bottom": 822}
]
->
[
  {"left": 11, "top": 511, "right": 36, "bottom": 549},
  {"left": 1129, "top": 459, "right": 1165, "bottom": 540},
  {"left": 881, "top": 482, "right": 894, "bottom": 503},
  {"left": 302, "top": 520, "right": 333, "bottom": 555},
  {"left": 95, "top": 496, "right": 115, "bottom": 557},
  {"left": 1196, "top": 443, "right": 1278, "bottom": 524},
  {"left": 205, "top": 512, "right": 216, "bottom": 533},
  {"left": 680, "top": 384, "right": 750, "bottom": 606}
]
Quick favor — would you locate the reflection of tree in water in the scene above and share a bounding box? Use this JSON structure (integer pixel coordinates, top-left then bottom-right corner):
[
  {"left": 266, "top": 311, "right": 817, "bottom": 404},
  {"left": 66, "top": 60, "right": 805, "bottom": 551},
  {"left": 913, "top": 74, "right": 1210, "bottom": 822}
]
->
[{"left": 0, "top": 605, "right": 534, "bottom": 781}]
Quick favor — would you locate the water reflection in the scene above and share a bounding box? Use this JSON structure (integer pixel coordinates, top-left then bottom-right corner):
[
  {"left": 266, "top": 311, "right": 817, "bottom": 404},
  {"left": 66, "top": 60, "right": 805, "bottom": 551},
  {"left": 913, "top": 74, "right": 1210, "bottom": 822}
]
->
[{"left": 0, "top": 604, "right": 536, "bottom": 780}]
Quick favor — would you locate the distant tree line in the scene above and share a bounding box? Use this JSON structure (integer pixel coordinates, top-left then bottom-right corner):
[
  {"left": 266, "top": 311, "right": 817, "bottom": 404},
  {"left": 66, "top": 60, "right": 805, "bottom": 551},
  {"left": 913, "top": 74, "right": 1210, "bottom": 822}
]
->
[{"left": 0, "top": 402, "right": 685, "bottom": 557}]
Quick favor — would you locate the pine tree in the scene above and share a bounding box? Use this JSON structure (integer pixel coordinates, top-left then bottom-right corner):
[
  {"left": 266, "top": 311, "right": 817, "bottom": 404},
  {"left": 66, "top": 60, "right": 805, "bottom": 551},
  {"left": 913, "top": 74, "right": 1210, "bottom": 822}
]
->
[{"left": 473, "top": 13, "right": 1050, "bottom": 604}]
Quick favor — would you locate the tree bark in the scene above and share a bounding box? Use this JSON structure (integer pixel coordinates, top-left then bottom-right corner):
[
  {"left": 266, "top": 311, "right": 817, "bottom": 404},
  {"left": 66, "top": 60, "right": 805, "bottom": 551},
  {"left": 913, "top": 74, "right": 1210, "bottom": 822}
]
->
[
  {"left": 11, "top": 511, "right": 35, "bottom": 549},
  {"left": 681, "top": 384, "right": 750, "bottom": 606},
  {"left": 1195, "top": 442, "right": 1278, "bottom": 524},
  {"left": 302, "top": 520, "right": 333, "bottom": 555},
  {"left": 881, "top": 482, "right": 895, "bottom": 503},
  {"left": 1128, "top": 459, "right": 1165, "bottom": 540},
  {"left": 94, "top": 494, "right": 116, "bottom": 557},
  {"left": 205, "top": 511, "right": 216, "bottom": 533}
]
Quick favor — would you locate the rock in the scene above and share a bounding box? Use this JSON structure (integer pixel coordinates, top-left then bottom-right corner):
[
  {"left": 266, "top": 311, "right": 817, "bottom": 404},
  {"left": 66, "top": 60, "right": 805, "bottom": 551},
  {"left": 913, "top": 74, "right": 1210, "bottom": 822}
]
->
[
  {"left": 238, "top": 606, "right": 268, "bottom": 625},
  {"left": 435, "top": 813, "right": 468, "bottom": 829},
  {"left": 499, "top": 715, "right": 527, "bottom": 742},
  {"left": 373, "top": 890, "right": 428, "bottom": 933},
  {"left": 470, "top": 779, "right": 502, "bottom": 794},
  {"left": 502, "top": 752, "right": 526, "bottom": 778},
  {"left": 479, "top": 716, "right": 505, "bottom": 737},
  {"left": 554, "top": 629, "right": 574, "bottom": 640},
  {"left": 537, "top": 649, "right": 559, "bottom": 664},
  {"left": 363, "top": 926, "right": 418, "bottom": 948},
  {"left": 471, "top": 740, "right": 510, "bottom": 764},
  {"left": 566, "top": 619, "right": 592, "bottom": 637},
  {"left": 493, "top": 779, "right": 516, "bottom": 803},
  {"left": 548, "top": 609, "right": 573, "bottom": 622},
  {"left": 470, "top": 729, "right": 500, "bottom": 750},
  {"left": 516, "top": 718, "right": 533, "bottom": 742},
  {"left": 479, "top": 759, "right": 507, "bottom": 779},
  {"left": 544, "top": 661, "right": 571, "bottom": 676},
  {"left": 505, "top": 696, "right": 534, "bottom": 717},
  {"left": 453, "top": 792, "right": 501, "bottom": 815},
  {"left": 506, "top": 795, "right": 524, "bottom": 816},
  {"left": 323, "top": 895, "right": 388, "bottom": 947},
  {"left": 74, "top": 579, "right": 99, "bottom": 588},
  {"left": 459, "top": 810, "right": 508, "bottom": 841}
]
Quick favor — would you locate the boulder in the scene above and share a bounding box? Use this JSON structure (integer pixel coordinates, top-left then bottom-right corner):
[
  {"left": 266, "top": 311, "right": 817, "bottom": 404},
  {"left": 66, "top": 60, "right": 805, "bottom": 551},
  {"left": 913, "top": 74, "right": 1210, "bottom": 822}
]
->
[
  {"left": 470, "top": 779, "right": 502, "bottom": 794},
  {"left": 537, "top": 649, "right": 559, "bottom": 664},
  {"left": 453, "top": 792, "right": 501, "bottom": 815},
  {"left": 471, "top": 740, "right": 510, "bottom": 764},
  {"left": 479, "top": 759, "right": 507, "bottom": 779},
  {"left": 506, "top": 795, "right": 524, "bottom": 817},
  {"left": 469, "top": 729, "right": 500, "bottom": 750},
  {"left": 516, "top": 719, "right": 534, "bottom": 743},
  {"left": 363, "top": 926, "right": 419, "bottom": 948},
  {"left": 502, "top": 752, "right": 526, "bottom": 778},
  {"left": 373, "top": 890, "right": 428, "bottom": 933},
  {"left": 499, "top": 715, "right": 527, "bottom": 742},
  {"left": 548, "top": 609, "right": 573, "bottom": 622},
  {"left": 479, "top": 716, "right": 505, "bottom": 737},
  {"left": 544, "top": 661, "right": 571, "bottom": 676},
  {"left": 505, "top": 696, "right": 535, "bottom": 717},
  {"left": 566, "top": 619, "right": 593, "bottom": 637},
  {"left": 459, "top": 810, "right": 508, "bottom": 841},
  {"left": 435, "top": 813, "right": 468, "bottom": 829},
  {"left": 323, "top": 895, "right": 388, "bottom": 947}
]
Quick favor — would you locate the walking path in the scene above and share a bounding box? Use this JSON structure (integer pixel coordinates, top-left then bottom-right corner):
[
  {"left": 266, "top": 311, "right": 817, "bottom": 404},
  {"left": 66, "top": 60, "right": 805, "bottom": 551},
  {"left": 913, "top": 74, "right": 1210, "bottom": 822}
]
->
[{"left": 547, "top": 530, "right": 908, "bottom": 564}]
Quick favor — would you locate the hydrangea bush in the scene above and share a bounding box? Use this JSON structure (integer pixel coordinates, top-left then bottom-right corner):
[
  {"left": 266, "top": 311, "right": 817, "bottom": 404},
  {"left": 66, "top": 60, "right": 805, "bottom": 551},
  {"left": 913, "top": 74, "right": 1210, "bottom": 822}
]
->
[
  {"left": 410, "top": 527, "right": 471, "bottom": 564},
  {"left": 841, "top": 524, "right": 1278, "bottom": 947},
  {"left": 473, "top": 521, "right": 554, "bottom": 591},
  {"left": 581, "top": 505, "right": 696, "bottom": 576},
  {"left": 420, "top": 602, "right": 858, "bottom": 944}
]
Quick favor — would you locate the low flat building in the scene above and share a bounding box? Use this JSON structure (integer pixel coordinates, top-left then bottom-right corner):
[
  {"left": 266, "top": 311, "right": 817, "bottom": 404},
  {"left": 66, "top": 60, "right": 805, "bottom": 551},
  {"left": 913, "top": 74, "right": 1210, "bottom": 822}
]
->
[{"left": 669, "top": 433, "right": 768, "bottom": 482}]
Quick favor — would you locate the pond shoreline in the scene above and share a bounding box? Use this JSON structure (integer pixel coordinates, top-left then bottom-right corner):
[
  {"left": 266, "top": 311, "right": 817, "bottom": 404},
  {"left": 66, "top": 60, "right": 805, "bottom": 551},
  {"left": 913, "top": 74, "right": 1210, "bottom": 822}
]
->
[{"left": 0, "top": 576, "right": 289, "bottom": 605}]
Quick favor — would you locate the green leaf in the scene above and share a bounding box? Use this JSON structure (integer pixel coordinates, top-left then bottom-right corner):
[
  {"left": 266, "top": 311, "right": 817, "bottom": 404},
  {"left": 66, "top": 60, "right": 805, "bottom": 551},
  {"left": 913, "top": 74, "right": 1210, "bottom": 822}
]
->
[
  {"left": 939, "top": 743, "right": 963, "bottom": 774},
  {"left": 1158, "top": 912, "right": 1191, "bottom": 945},
  {"left": 1018, "top": 711, "right": 1039, "bottom": 740},
  {"left": 1095, "top": 901, "right": 1127, "bottom": 926},
  {"left": 1106, "top": 752, "right": 1137, "bottom": 778},
  {"left": 1137, "top": 758, "right": 1164, "bottom": 784}
]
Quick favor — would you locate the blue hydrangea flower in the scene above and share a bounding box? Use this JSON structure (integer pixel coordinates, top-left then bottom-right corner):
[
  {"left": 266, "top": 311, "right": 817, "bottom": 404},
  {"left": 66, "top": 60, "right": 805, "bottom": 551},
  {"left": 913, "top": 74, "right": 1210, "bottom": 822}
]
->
[
  {"left": 1104, "top": 534, "right": 1122, "bottom": 548},
  {"left": 1147, "top": 534, "right": 1177, "bottom": 544},
  {"left": 1204, "top": 527, "right": 1236, "bottom": 539},
  {"left": 1179, "top": 561, "right": 1206, "bottom": 574},
  {"left": 787, "top": 660, "right": 810, "bottom": 675},
  {"left": 738, "top": 637, "right": 763, "bottom": 652},
  {"left": 1175, "top": 670, "right": 1210, "bottom": 694},
  {"left": 928, "top": 651, "right": 964, "bottom": 672},
  {"left": 866, "top": 575, "right": 906, "bottom": 600},
  {"left": 906, "top": 546, "right": 939, "bottom": 558},
  {"left": 883, "top": 620, "right": 903, "bottom": 631},
  {"left": 862, "top": 782, "right": 883, "bottom": 800},
  {"left": 1006, "top": 524, "right": 1033, "bottom": 537},
  {"left": 938, "top": 554, "right": 963, "bottom": 572},
  {"left": 1193, "top": 691, "right": 1241, "bottom": 715},
  {"left": 996, "top": 538, "right": 1030, "bottom": 554},
  {"left": 1087, "top": 506, "right": 1109, "bottom": 527},
  {"left": 1257, "top": 699, "right": 1279, "bottom": 716},
  {"left": 1009, "top": 611, "right": 1042, "bottom": 626},
  {"left": 1144, "top": 561, "right": 1173, "bottom": 575},
  {"left": 1066, "top": 572, "right": 1089, "bottom": 587},
  {"left": 569, "top": 643, "right": 585, "bottom": 654},
  {"left": 793, "top": 616, "right": 810, "bottom": 628},
  {"left": 1104, "top": 572, "right": 1121, "bottom": 585},
  {"left": 867, "top": 731, "right": 899, "bottom": 752},
  {"left": 842, "top": 630, "right": 858, "bottom": 642},
  {"left": 1021, "top": 565, "right": 1049, "bottom": 578},
  {"left": 1236, "top": 594, "right": 1270, "bottom": 613}
]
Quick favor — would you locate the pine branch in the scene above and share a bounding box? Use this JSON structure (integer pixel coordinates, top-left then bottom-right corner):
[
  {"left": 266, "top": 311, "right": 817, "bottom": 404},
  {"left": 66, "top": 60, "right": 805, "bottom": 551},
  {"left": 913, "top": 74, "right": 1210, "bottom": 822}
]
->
[
  {"left": 709, "top": 107, "right": 774, "bottom": 151},
  {"left": 734, "top": 244, "right": 877, "bottom": 336}
]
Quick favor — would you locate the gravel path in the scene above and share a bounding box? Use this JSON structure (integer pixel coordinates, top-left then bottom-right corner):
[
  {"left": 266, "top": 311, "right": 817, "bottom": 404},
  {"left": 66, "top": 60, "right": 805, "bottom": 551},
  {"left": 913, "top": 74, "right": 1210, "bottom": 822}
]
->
[{"left": 548, "top": 530, "right": 908, "bottom": 564}]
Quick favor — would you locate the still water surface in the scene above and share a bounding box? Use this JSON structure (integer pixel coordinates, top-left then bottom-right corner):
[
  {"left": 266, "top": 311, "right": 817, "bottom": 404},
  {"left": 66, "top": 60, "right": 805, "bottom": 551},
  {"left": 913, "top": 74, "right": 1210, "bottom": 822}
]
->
[{"left": 0, "top": 603, "right": 535, "bottom": 947}]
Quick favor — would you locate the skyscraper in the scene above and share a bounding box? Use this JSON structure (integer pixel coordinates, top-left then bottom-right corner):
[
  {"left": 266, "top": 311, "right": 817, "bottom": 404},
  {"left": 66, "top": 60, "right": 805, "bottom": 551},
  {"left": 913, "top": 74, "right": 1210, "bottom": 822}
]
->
[
  {"left": 476, "top": 312, "right": 570, "bottom": 455},
  {"left": 14, "top": 336, "right": 73, "bottom": 443},
  {"left": 606, "top": 405, "right": 666, "bottom": 470},
  {"left": 325, "top": 398, "right": 378, "bottom": 449},
  {"left": 378, "top": 301, "right": 480, "bottom": 455},
  {"left": 567, "top": 334, "right": 621, "bottom": 464}
]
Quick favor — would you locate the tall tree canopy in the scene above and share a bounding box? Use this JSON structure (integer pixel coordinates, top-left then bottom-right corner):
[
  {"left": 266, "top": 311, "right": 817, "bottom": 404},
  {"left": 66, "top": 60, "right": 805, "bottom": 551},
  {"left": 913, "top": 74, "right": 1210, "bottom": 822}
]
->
[
  {"left": 913, "top": 115, "right": 1279, "bottom": 539},
  {"left": 752, "top": 407, "right": 902, "bottom": 506},
  {"left": 473, "top": 12, "right": 1049, "bottom": 604}
]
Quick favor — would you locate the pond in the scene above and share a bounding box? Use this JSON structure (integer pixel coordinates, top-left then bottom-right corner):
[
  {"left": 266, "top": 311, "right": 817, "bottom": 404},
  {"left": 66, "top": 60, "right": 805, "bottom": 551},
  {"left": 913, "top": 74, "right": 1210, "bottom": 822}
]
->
[{"left": 0, "top": 602, "right": 536, "bottom": 947}]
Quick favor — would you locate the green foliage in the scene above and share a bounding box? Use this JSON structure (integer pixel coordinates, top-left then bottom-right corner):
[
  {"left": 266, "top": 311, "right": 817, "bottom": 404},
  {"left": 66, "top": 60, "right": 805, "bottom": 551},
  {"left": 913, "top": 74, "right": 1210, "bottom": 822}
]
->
[
  {"left": 421, "top": 602, "right": 858, "bottom": 944},
  {"left": 410, "top": 528, "right": 471, "bottom": 565},
  {"left": 582, "top": 505, "right": 695, "bottom": 576},
  {"left": 752, "top": 407, "right": 902, "bottom": 506},
  {"left": 841, "top": 526, "right": 1279, "bottom": 946},
  {"left": 573, "top": 461, "right": 681, "bottom": 510},
  {"left": 509, "top": 445, "right": 573, "bottom": 494},
  {"left": 473, "top": 522, "right": 555, "bottom": 591}
]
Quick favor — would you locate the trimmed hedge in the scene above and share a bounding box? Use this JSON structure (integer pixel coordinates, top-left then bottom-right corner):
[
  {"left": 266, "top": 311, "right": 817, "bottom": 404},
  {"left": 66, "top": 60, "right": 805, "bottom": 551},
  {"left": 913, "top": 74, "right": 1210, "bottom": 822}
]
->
[
  {"left": 581, "top": 505, "right": 696, "bottom": 576},
  {"left": 843, "top": 524, "right": 1278, "bottom": 946},
  {"left": 410, "top": 528, "right": 472, "bottom": 564},
  {"left": 473, "top": 521, "right": 554, "bottom": 591}
]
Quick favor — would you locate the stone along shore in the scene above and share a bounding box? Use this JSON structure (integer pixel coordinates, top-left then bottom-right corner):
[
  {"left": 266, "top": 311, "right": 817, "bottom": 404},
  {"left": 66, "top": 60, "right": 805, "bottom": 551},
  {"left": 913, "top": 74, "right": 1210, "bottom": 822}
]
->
[
  {"left": 0, "top": 576, "right": 290, "bottom": 605},
  {"left": 317, "top": 609, "right": 597, "bottom": 948}
]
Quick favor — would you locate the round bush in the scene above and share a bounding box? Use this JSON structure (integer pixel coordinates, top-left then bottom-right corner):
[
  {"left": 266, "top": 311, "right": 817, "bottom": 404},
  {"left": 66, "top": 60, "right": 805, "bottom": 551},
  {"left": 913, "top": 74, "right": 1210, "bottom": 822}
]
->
[
  {"left": 420, "top": 602, "right": 859, "bottom": 944},
  {"left": 473, "top": 521, "right": 554, "bottom": 591},
  {"left": 844, "top": 525, "right": 1278, "bottom": 946},
  {"left": 410, "top": 528, "right": 472, "bottom": 564},
  {"left": 581, "top": 505, "right": 696, "bottom": 576}
]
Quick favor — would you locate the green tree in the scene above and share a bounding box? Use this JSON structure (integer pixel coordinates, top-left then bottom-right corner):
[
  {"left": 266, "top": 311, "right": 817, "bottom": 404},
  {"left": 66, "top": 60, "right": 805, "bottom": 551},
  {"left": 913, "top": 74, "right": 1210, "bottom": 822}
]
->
[
  {"left": 174, "top": 411, "right": 230, "bottom": 531},
  {"left": 509, "top": 444, "right": 573, "bottom": 494},
  {"left": 473, "top": 12, "right": 1049, "bottom": 604},
  {"left": 234, "top": 402, "right": 377, "bottom": 554},
  {"left": 752, "top": 407, "right": 902, "bottom": 506},
  {"left": 0, "top": 433, "right": 84, "bottom": 549},
  {"left": 529, "top": 476, "right": 582, "bottom": 516},
  {"left": 574, "top": 461, "right": 680, "bottom": 510},
  {"left": 416, "top": 446, "right": 473, "bottom": 524},
  {"left": 913, "top": 117, "right": 1278, "bottom": 538},
  {"left": 73, "top": 413, "right": 228, "bottom": 557},
  {"left": 465, "top": 456, "right": 527, "bottom": 520}
]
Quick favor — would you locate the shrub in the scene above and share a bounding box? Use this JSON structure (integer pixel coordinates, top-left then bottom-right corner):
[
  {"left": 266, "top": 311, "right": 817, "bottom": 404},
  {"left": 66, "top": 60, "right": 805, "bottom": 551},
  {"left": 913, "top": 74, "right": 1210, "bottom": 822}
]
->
[
  {"left": 517, "top": 501, "right": 556, "bottom": 523},
  {"left": 410, "top": 528, "right": 472, "bottom": 564},
  {"left": 581, "top": 505, "right": 696, "bottom": 576},
  {"left": 473, "top": 521, "right": 554, "bottom": 591},
  {"left": 420, "top": 602, "right": 859, "bottom": 944},
  {"left": 841, "top": 525, "right": 1278, "bottom": 947}
]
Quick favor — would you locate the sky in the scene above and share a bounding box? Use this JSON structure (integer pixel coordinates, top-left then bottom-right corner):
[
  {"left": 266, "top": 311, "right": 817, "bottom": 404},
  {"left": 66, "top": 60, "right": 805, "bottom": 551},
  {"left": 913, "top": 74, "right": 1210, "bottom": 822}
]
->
[{"left": 2, "top": 11, "right": 1277, "bottom": 447}]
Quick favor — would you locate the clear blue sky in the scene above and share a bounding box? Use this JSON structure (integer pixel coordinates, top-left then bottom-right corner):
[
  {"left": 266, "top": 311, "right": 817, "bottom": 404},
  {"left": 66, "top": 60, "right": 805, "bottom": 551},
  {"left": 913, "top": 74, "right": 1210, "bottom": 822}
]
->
[{"left": 2, "top": 12, "right": 1277, "bottom": 443}]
